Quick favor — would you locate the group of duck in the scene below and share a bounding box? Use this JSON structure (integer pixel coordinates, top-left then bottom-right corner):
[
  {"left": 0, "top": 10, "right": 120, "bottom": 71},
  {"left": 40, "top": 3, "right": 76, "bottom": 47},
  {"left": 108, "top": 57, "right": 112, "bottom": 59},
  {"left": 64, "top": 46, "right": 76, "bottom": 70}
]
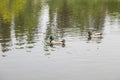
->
[{"left": 49, "top": 31, "right": 103, "bottom": 47}]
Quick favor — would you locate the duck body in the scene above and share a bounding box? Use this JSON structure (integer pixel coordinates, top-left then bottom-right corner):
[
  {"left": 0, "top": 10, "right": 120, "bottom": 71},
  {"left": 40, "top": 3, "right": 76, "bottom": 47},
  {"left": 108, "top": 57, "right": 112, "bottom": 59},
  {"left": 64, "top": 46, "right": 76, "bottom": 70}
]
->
[
  {"left": 88, "top": 31, "right": 102, "bottom": 38},
  {"left": 91, "top": 33, "right": 102, "bottom": 38},
  {"left": 50, "top": 39, "right": 64, "bottom": 45},
  {"left": 50, "top": 35, "right": 65, "bottom": 47}
]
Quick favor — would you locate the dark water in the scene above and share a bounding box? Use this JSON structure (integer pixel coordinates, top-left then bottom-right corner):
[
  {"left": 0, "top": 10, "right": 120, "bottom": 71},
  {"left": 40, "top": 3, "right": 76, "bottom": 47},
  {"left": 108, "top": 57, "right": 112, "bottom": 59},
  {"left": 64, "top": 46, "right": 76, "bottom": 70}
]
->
[{"left": 0, "top": 0, "right": 120, "bottom": 80}]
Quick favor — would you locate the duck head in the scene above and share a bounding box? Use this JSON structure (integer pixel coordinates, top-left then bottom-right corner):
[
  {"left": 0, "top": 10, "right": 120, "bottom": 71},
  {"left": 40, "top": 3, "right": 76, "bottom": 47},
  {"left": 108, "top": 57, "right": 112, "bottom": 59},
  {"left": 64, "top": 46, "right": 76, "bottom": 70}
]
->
[
  {"left": 88, "top": 31, "right": 92, "bottom": 38},
  {"left": 50, "top": 35, "right": 54, "bottom": 42},
  {"left": 88, "top": 31, "right": 92, "bottom": 35}
]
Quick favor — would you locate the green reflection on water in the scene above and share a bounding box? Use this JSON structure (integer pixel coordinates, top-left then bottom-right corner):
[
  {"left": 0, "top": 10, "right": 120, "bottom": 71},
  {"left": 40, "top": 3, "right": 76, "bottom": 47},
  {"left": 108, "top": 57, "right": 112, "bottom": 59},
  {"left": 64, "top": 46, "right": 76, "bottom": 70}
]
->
[
  {"left": 0, "top": 0, "right": 27, "bottom": 23},
  {"left": 0, "top": 0, "right": 120, "bottom": 53},
  {"left": 48, "top": 0, "right": 106, "bottom": 31},
  {"left": 0, "top": 0, "right": 42, "bottom": 52}
]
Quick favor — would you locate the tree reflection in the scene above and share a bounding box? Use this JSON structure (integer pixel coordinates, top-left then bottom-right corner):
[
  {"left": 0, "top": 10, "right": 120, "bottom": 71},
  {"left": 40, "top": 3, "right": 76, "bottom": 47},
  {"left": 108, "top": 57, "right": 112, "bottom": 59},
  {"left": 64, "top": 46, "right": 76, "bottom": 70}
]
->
[
  {"left": 0, "top": 20, "right": 11, "bottom": 52},
  {"left": 48, "top": 0, "right": 108, "bottom": 34},
  {"left": 14, "top": 0, "right": 41, "bottom": 46},
  {"left": 0, "top": 0, "right": 42, "bottom": 52},
  {"left": 0, "top": 0, "right": 120, "bottom": 53}
]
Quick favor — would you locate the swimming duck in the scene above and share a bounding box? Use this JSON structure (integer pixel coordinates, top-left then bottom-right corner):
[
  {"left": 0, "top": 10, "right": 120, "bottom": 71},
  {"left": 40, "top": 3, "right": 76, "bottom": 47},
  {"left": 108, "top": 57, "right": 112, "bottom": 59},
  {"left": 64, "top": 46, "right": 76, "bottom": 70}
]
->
[
  {"left": 50, "top": 34, "right": 65, "bottom": 47},
  {"left": 88, "top": 31, "right": 102, "bottom": 38}
]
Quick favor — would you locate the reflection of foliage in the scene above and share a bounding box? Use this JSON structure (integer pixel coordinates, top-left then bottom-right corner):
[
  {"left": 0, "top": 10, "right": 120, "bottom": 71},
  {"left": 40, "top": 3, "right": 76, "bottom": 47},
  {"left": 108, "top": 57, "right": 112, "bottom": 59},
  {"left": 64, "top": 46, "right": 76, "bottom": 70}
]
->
[
  {"left": 0, "top": 22, "right": 11, "bottom": 52},
  {"left": 48, "top": 0, "right": 108, "bottom": 32},
  {"left": 14, "top": 0, "right": 42, "bottom": 45},
  {"left": 107, "top": 0, "right": 120, "bottom": 14},
  {"left": 0, "top": 0, "right": 27, "bottom": 22},
  {"left": 0, "top": 0, "right": 12, "bottom": 22},
  {"left": 0, "top": 0, "right": 42, "bottom": 52},
  {"left": 48, "top": 0, "right": 120, "bottom": 32},
  {"left": 0, "top": 0, "right": 120, "bottom": 53},
  {"left": 107, "top": 0, "right": 120, "bottom": 19}
]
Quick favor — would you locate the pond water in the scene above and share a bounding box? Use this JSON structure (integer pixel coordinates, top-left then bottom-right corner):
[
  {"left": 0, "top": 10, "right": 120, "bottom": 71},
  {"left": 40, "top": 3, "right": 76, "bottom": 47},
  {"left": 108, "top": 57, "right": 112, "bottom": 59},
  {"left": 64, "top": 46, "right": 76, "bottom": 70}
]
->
[{"left": 0, "top": 0, "right": 120, "bottom": 80}]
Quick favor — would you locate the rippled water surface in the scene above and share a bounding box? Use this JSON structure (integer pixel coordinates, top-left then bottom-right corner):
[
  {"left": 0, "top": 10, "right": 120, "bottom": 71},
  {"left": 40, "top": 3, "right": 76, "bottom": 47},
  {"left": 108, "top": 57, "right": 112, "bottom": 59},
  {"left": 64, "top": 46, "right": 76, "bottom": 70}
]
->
[{"left": 0, "top": 0, "right": 120, "bottom": 80}]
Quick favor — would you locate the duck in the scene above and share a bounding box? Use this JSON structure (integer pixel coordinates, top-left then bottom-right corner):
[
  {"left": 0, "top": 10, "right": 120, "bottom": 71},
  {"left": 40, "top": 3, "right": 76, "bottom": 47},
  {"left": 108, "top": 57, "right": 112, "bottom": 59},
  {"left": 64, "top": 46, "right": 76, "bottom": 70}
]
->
[
  {"left": 88, "top": 31, "right": 102, "bottom": 38},
  {"left": 49, "top": 34, "right": 65, "bottom": 47}
]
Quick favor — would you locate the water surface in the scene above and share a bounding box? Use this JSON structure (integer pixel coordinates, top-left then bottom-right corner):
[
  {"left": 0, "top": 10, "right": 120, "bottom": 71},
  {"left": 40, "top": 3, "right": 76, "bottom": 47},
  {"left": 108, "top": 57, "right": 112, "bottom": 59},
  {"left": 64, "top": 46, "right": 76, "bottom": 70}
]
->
[{"left": 0, "top": 0, "right": 120, "bottom": 80}]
